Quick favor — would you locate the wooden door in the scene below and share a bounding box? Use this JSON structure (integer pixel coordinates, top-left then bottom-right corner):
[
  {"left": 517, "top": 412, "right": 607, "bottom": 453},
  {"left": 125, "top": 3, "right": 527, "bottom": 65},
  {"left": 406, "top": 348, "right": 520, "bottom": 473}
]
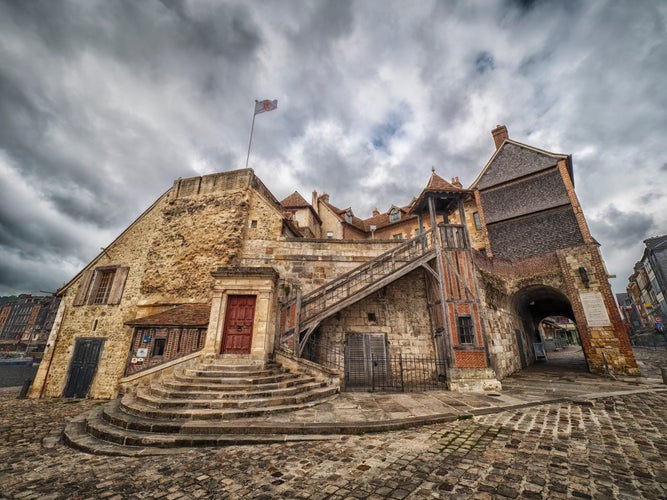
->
[
  {"left": 221, "top": 295, "right": 256, "bottom": 354},
  {"left": 63, "top": 338, "right": 104, "bottom": 398}
]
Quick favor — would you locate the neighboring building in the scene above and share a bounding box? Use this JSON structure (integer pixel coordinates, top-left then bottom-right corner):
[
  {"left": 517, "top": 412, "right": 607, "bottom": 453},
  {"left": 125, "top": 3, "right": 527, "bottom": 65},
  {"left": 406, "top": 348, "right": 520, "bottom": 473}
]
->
[
  {"left": 30, "top": 126, "right": 638, "bottom": 400},
  {"left": 0, "top": 294, "right": 61, "bottom": 349},
  {"left": 625, "top": 235, "right": 667, "bottom": 329}
]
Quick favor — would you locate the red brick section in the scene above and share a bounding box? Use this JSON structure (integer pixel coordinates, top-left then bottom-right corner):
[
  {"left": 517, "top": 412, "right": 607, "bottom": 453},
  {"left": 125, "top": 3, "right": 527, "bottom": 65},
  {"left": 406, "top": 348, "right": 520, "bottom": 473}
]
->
[
  {"left": 473, "top": 189, "right": 493, "bottom": 257},
  {"left": 125, "top": 304, "right": 211, "bottom": 327},
  {"left": 473, "top": 251, "right": 560, "bottom": 280},
  {"left": 557, "top": 158, "right": 593, "bottom": 244},
  {"left": 454, "top": 350, "right": 487, "bottom": 368}
]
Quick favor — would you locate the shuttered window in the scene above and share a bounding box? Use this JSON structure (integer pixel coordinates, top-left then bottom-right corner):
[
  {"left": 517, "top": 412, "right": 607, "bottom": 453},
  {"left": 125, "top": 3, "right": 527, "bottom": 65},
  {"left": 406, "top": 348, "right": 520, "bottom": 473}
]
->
[
  {"left": 345, "top": 333, "right": 389, "bottom": 387},
  {"left": 73, "top": 266, "right": 129, "bottom": 306}
]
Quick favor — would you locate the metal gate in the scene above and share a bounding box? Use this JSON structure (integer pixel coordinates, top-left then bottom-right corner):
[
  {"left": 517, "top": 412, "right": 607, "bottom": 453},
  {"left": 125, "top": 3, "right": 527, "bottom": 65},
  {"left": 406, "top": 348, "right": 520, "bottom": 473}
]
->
[
  {"left": 344, "top": 333, "right": 389, "bottom": 388},
  {"left": 63, "top": 338, "right": 104, "bottom": 398}
]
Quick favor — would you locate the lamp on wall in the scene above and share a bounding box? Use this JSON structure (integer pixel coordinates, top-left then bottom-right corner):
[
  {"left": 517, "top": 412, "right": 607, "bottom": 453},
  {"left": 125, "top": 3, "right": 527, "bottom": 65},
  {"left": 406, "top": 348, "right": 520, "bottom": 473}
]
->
[
  {"left": 370, "top": 224, "right": 376, "bottom": 240},
  {"left": 578, "top": 267, "right": 590, "bottom": 288}
]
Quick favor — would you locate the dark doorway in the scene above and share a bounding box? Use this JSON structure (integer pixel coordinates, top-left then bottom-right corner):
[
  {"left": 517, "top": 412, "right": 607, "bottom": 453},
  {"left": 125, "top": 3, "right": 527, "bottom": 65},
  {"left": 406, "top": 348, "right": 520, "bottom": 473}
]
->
[
  {"left": 63, "top": 338, "right": 104, "bottom": 398},
  {"left": 512, "top": 286, "right": 587, "bottom": 370},
  {"left": 221, "top": 295, "right": 256, "bottom": 354}
]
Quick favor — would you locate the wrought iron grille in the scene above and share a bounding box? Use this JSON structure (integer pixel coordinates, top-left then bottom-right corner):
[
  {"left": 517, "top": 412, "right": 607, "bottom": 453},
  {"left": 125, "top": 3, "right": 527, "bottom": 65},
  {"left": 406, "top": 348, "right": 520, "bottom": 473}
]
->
[
  {"left": 300, "top": 338, "right": 344, "bottom": 370},
  {"left": 344, "top": 352, "right": 447, "bottom": 392}
]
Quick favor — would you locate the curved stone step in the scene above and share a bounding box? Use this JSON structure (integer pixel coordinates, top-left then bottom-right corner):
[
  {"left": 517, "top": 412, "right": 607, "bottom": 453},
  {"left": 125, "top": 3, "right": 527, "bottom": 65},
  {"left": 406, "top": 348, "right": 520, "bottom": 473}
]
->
[
  {"left": 132, "top": 385, "right": 338, "bottom": 411},
  {"left": 173, "top": 371, "right": 302, "bottom": 385},
  {"left": 157, "top": 375, "right": 318, "bottom": 393},
  {"left": 64, "top": 406, "right": 341, "bottom": 457},
  {"left": 146, "top": 379, "right": 327, "bottom": 400},
  {"left": 119, "top": 388, "right": 339, "bottom": 420}
]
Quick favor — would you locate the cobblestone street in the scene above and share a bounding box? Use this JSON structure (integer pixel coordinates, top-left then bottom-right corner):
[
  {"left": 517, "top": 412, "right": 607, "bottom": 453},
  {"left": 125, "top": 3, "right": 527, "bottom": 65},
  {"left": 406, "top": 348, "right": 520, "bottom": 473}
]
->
[{"left": 1, "top": 349, "right": 666, "bottom": 499}]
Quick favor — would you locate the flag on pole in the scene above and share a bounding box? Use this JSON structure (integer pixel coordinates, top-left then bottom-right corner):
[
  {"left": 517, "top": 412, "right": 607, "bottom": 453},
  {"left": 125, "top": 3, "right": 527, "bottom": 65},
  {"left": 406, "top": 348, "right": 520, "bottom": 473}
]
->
[{"left": 254, "top": 99, "right": 278, "bottom": 115}]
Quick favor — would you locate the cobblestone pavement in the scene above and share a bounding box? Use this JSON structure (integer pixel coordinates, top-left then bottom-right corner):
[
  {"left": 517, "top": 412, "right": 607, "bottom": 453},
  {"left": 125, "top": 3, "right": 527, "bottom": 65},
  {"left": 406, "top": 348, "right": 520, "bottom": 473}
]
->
[{"left": 1, "top": 349, "right": 666, "bottom": 499}]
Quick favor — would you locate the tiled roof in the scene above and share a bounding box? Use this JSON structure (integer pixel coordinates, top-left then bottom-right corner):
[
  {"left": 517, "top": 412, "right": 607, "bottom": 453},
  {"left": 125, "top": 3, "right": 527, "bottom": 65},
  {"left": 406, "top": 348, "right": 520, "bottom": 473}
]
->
[
  {"left": 125, "top": 304, "right": 211, "bottom": 327},
  {"left": 280, "top": 191, "right": 311, "bottom": 208},
  {"left": 409, "top": 169, "right": 470, "bottom": 214},
  {"left": 362, "top": 206, "right": 414, "bottom": 230}
]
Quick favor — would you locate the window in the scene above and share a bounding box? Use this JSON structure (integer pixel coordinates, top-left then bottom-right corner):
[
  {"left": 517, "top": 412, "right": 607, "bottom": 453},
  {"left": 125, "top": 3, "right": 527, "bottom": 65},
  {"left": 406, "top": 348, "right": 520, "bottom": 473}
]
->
[
  {"left": 153, "top": 338, "right": 166, "bottom": 356},
  {"left": 326, "top": 231, "right": 333, "bottom": 239},
  {"left": 250, "top": 220, "right": 258, "bottom": 229},
  {"left": 393, "top": 233, "right": 403, "bottom": 240},
  {"left": 389, "top": 209, "right": 400, "bottom": 223},
  {"left": 345, "top": 210, "right": 353, "bottom": 224},
  {"left": 457, "top": 316, "right": 475, "bottom": 344},
  {"left": 73, "top": 266, "right": 129, "bottom": 306},
  {"left": 473, "top": 212, "right": 482, "bottom": 231},
  {"left": 91, "top": 269, "right": 114, "bottom": 304}
]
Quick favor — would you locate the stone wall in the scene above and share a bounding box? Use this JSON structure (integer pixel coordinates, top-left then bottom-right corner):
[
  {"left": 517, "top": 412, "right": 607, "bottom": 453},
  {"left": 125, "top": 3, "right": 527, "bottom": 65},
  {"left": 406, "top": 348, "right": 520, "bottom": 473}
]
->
[
  {"left": 316, "top": 268, "right": 436, "bottom": 358},
  {"left": 32, "top": 193, "right": 171, "bottom": 399},
  {"left": 33, "top": 170, "right": 267, "bottom": 399}
]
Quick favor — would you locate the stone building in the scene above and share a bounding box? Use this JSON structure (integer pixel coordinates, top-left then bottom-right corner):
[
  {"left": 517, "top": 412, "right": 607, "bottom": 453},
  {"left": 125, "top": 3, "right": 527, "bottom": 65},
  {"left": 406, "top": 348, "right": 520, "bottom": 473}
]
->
[{"left": 30, "top": 126, "right": 637, "bottom": 400}]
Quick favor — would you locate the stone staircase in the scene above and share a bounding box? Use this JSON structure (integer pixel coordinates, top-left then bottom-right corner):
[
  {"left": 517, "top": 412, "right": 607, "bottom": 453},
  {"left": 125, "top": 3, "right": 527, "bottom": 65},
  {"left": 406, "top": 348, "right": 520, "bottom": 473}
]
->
[{"left": 63, "top": 358, "right": 339, "bottom": 455}]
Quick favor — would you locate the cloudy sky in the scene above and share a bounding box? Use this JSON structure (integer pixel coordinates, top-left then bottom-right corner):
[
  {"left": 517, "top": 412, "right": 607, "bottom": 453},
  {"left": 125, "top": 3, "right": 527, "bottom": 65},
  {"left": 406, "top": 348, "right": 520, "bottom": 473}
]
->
[{"left": 0, "top": 0, "right": 665, "bottom": 297}]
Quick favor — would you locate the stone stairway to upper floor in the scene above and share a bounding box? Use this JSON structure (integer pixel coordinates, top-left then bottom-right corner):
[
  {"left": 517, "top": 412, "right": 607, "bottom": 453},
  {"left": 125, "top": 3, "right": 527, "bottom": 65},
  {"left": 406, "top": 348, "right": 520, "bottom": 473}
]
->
[{"left": 63, "top": 357, "right": 339, "bottom": 455}]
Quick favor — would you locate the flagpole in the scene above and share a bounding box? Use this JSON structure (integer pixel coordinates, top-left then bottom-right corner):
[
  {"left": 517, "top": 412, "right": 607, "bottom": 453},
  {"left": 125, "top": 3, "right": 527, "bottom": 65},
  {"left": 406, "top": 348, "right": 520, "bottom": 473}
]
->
[{"left": 245, "top": 100, "right": 258, "bottom": 169}]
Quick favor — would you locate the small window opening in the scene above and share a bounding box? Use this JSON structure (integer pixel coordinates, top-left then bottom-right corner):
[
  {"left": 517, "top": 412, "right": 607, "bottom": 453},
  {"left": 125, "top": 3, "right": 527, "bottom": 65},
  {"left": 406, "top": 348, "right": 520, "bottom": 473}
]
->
[
  {"left": 389, "top": 209, "right": 400, "bottom": 223},
  {"left": 326, "top": 231, "right": 333, "bottom": 239},
  {"left": 393, "top": 233, "right": 403, "bottom": 240},
  {"left": 250, "top": 220, "right": 258, "bottom": 229},
  {"left": 457, "top": 316, "right": 475, "bottom": 344},
  {"left": 91, "top": 319, "right": 98, "bottom": 331},
  {"left": 153, "top": 338, "right": 166, "bottom": 356},
  {"left": 367, "top": 312, "right": 377, "bottom": 322},
  {"left": 473, "top": 212, "right": 482, "bottom": 231}
]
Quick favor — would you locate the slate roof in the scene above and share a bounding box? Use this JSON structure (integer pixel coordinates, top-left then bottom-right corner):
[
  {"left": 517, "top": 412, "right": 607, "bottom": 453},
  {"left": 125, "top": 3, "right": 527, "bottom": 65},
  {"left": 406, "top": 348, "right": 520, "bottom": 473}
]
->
[
  {"left": 644, "top": 234, "right": 667, "bottom": 251},
  {"left": 471, "top": 141, "right": 570, "bottom": 190},
  {"left": 125, "top": 304, "right": 211, "bottom": 327}
]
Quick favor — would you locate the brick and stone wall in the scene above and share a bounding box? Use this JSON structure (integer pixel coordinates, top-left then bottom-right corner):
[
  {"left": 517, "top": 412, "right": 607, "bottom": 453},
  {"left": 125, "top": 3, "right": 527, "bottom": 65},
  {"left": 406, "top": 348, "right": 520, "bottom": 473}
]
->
[{"left": 316, "top": 268, "right": 436, "bottom": 358}]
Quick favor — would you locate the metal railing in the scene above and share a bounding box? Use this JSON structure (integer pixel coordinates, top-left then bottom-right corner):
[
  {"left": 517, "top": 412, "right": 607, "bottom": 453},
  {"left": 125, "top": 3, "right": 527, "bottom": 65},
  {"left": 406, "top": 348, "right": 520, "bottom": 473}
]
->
[
  {"left": 299, "top": 338, "right": 344, "bottom": 370},
  {"left": 295, "top": 229, "right": 436, "bottom": 325},
  {"left": 344, "top": 353, "right": 447, "bottom": 392}
]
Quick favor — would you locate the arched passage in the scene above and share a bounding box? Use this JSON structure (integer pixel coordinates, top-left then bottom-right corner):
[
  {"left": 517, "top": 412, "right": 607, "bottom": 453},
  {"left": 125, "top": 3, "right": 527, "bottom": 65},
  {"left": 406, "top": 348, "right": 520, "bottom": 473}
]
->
[{"left": 512, "top": 285, "right": 587, "bottom": 370}]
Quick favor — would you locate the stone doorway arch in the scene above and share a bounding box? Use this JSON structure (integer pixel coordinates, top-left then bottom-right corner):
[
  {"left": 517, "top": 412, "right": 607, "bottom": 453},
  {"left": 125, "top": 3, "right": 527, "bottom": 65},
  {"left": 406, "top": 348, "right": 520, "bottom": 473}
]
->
[{"left": 512, "top": 285, "right": 587, "bottom": 370}]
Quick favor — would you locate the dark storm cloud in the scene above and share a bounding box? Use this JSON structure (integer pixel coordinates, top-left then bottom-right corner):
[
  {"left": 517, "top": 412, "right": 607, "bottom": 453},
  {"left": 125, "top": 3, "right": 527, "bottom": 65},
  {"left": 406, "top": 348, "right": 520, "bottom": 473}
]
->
[
  {"left": 0, "top": 0, "right": 665, "bottom": 296},
  {"left": 589, "top": 205, "right": 657, "bottom": 248}
]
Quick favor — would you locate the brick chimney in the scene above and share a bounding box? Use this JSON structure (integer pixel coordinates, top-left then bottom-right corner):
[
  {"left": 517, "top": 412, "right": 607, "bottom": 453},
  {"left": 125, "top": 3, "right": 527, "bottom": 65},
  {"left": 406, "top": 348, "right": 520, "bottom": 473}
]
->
[
  {"left": 491, "top": 124, "right": 508, "bottom": 149},
  {"left": 372, "top": 207, "right": 380, "bottom": 217},
  {"left": 320, "top": 193, "right": 329, "bottom": 204},
  {"left": 451, "top": 177, "right": 463, "bottom": 188}
]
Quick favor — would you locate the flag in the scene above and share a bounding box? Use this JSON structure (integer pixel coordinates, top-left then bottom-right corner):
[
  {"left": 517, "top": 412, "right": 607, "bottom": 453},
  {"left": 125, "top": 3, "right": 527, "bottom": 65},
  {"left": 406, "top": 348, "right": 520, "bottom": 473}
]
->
[{"left": 255, "top": 99, "right": 278, "bottom": 115}]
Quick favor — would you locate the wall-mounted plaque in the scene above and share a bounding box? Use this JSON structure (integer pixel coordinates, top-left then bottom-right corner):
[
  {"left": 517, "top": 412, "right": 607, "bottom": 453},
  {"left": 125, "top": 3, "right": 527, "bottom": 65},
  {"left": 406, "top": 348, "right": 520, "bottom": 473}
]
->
[{"left": 579, "top": 291, "right": 611, "bottom": 327}]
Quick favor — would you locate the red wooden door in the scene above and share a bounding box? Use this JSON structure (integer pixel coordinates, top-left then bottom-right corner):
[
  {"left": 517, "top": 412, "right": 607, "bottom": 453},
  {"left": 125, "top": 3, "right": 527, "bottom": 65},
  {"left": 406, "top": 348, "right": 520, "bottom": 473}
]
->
[{"left": 221, "top": 295, "right": 256, "bottom": 354}]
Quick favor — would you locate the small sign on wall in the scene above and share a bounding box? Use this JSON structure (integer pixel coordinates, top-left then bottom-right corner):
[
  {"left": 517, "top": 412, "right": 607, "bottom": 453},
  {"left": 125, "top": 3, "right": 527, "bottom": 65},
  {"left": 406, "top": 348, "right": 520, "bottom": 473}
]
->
[
  {"left": 136, "top": 348, "right": 148, "bottom": 357},
  {"left": 579, "top": 291, "right": 611, "bottom": 327}
]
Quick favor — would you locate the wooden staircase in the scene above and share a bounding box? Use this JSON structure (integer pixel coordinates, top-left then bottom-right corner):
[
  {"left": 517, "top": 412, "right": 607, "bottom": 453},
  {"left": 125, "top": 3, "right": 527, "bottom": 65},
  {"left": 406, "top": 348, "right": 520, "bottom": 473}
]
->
[
  {"left": 280, "top": 228, "right": 439, "bottom": 354},
  {"left": 63, "top": 358, "right": 338, "bottom": 455}
]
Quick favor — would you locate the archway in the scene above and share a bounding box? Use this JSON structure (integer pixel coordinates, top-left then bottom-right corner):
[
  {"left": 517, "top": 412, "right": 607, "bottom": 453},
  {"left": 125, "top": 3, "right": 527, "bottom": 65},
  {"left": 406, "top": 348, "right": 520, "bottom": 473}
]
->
[{"left": 512, "top": 285, "right": 587, "bottom": 370}]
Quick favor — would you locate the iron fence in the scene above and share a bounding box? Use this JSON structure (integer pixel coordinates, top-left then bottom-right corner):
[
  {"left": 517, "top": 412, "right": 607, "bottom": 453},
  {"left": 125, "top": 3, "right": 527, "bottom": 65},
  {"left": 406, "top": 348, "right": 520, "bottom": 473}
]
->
[
  {"left": 300, "top": 338, "right": 344, "bottom": 371},
  {"left": 344, "top": 353, "right": 447, "bottom": 392}
]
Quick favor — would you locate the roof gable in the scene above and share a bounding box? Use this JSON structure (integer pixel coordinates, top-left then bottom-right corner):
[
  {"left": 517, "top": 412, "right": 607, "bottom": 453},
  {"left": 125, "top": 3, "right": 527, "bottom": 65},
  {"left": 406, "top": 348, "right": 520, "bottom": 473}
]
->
[
  {"left": 471, "top": 141, "right": 568, "bottom": 190},
  {"left": 280, "top": 191, "right": 311, "bottom": 208}
]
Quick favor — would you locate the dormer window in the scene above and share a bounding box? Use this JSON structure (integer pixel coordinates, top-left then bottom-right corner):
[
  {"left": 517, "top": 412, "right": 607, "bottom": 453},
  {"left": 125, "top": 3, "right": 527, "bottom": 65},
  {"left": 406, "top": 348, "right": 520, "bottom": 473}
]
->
[{"left": 389, "top": 208, "right": 400, "bottom": 223}]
